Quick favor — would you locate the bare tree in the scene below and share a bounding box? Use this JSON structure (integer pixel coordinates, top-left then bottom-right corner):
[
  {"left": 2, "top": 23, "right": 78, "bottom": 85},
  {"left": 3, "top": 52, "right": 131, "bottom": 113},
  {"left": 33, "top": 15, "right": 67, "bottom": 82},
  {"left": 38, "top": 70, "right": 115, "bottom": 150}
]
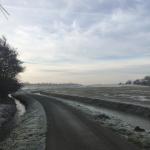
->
[
  {"left": 0, "top": 37, "right": 24, "bottom": 99},
  {"left": 0, "top": 3, "right": 9, "bottom": 19}
]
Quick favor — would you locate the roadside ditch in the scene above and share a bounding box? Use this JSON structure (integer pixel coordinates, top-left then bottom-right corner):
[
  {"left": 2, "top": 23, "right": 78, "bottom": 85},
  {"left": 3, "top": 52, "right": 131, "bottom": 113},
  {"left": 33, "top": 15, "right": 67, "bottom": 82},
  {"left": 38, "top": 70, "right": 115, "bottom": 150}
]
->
[{"left": 0, "top": 94, "right": 47, "bottom": 150}]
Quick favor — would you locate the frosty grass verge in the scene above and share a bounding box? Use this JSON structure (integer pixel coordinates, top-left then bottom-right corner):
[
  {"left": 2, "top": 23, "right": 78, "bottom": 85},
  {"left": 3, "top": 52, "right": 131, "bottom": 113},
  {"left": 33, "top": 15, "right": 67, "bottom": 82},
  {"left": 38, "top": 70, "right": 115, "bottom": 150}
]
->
[{"left": 0, "top": 95, "right": 47, "bottom": 150}]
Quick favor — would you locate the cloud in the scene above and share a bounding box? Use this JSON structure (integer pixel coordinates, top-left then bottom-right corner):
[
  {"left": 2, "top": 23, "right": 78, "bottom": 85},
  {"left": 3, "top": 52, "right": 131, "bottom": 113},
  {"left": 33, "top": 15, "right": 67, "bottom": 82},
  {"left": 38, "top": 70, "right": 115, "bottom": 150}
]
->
[{"left": 0, "top": 0, "right": 150, "bottom": 83}]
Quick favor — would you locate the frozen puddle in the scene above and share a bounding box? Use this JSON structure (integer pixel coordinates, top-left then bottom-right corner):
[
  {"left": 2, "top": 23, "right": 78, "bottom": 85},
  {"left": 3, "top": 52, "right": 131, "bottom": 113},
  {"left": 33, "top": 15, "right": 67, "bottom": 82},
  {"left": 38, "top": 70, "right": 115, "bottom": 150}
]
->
[
  {"left": 15, "top": 99, "right": 26, "bottom": 116},
  {"left": 8, "top": 94, "right": 26, "bottom": 116}
]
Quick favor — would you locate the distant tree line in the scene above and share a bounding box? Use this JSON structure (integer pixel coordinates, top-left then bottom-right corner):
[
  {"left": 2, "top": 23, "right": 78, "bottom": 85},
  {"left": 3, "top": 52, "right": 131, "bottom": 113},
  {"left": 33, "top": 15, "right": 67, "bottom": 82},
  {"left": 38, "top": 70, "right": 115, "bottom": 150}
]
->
[
  {"left": 24, "top": 83, "right": 82, "bottom": 86},
  {"left": 125, "top": 76, "right": 150, "bottom": 86}
]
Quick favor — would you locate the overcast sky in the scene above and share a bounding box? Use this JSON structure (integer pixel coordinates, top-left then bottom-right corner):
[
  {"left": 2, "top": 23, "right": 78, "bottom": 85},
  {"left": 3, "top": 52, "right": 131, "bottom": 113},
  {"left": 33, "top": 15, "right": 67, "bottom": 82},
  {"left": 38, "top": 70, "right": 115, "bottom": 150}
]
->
[{"left": 0, "top": 0, "right": 150, "bottom": 84}]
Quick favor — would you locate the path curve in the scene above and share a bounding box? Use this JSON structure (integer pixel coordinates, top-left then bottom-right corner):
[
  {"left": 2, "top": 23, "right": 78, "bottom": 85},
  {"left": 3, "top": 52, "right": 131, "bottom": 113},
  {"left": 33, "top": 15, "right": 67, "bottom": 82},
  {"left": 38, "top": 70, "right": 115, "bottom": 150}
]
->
[{"left": 30, "top": 93, "right": 140, "bottom": 150}]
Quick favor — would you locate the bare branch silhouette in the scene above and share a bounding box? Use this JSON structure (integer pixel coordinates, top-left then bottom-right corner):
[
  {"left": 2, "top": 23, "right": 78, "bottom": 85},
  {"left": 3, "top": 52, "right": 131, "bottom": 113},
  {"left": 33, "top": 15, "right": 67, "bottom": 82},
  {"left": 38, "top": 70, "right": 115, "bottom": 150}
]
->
[{"left": 0, "top": 4, "right": 10, "bottom": 19}]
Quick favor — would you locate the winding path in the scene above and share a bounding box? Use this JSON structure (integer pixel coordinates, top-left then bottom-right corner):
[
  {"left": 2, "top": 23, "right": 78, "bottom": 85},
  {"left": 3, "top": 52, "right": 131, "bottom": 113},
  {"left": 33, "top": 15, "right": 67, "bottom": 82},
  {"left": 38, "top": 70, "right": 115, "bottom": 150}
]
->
[{"left": 29, "top": 93, "right": 140, "bottom": 150}]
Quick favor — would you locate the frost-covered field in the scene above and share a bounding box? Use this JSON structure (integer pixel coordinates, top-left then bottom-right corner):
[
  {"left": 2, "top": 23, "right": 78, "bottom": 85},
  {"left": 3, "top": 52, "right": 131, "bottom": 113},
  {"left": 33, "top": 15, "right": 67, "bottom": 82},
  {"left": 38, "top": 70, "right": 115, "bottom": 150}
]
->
[
  {"left": 23, "top": 85, "right": 150, "bottom": 108},
  {"left": 43, "top": 85, "right": 150, "bottom": 108},
  {"left": 24, "top": 85, "right": 150, "bottom": 108}
]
